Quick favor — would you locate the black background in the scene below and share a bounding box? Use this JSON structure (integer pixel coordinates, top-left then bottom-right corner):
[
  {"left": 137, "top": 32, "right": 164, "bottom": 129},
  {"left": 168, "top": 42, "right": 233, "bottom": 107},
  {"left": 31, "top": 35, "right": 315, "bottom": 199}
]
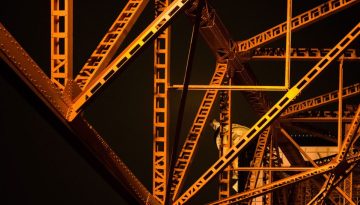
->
[{"left": 1, "top": 0, "right": 360, "bottom": 204}]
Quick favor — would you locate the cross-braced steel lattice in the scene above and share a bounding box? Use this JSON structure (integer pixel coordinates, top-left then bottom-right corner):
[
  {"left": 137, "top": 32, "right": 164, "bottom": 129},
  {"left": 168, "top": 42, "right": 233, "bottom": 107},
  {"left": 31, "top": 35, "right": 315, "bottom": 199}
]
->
[{"left": 1, "top": 0, "right": 360, "bottom": 204}]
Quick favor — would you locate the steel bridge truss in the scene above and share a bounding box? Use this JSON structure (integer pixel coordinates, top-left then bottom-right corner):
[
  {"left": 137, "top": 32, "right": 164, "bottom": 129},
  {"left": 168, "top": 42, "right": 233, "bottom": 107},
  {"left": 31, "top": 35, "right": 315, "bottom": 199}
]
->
[{"left": 1, "top": 0, "right": 360, "bottom": 204}]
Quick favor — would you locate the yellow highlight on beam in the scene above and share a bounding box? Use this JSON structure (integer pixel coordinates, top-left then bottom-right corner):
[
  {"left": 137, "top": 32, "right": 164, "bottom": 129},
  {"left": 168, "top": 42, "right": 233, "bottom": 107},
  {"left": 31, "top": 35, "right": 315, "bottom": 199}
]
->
[{"left": 170, "top": 85, "right": 288, "bottom": 91}]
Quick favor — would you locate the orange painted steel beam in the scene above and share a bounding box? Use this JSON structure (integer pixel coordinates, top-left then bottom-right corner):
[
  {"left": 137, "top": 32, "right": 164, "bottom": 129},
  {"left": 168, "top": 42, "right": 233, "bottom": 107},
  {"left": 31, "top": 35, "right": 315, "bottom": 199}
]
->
[
  {"left": 68, "top": 0, "right": 194, "bottom": 121},
  {"left": 346, "top": 151, "right": 360, "bottom": 164},
  {"left": 210, "top": 151, "right": 360, "bottom": 205},
  {"left": 218, "top": 75, "right": 232, "bottom": 200},
  {"left": 74, "top": 0, "right": 148, "bottom": 90},
  {"left": 280, "top": 128, "right": 312, "bottom": 165},
  {"left": 236, "top": 0, "right": 359, "bottom": 52},
  {"left": 1, "top": 22, "right": 69, "bottom": 119},
  {"left": 307, "top": 105, "right": 360, "bottom": 204},
  {"left": 282, "top": 117, "right": 354, "bottom": 123},
  {"left": 170, "top": 85, "right": 287, "bottom": 91},
  {"left": 197, "top": 5, "right": 270, "bottom": 116},
  {"left": 153, "top": 0, "right": 170, "bottom": 203},
  {"left": 282, "top": 83, "right": 360, "bottom": 117},
  {"left": 198, "top": 5, "right": 233, "bottom": 61},
  {"left": 315, "top": 154, "right": 336, "bottom": 166},
  {"left": 285, "top": 0, "right": 292, "bottom": 88},
  {"left": 0, "top": 23, "right": 161, "bottom": 205},
  {"left": 51, "top": 0, "right": 73, "bottom": 91},
  {"left": 208, "top": 155, "right": 360, "bottom": 205},
  {"left": 170, "top": 63, "right": 227, "bottom": 200},
  {"left": 173, "top": 22, "right": 360, "bottom": 205},
  {"left": 252, "top": 48, "right": 360, "bottom": 61},
  {"left": 337, "top": 105, "right": 360, "bottom": 162},
  {"left": 343, "top": 172, "right": 353, "bottom": 204},
  {"left": 234, "top": 167, "right": 313, "bottom": 171},
  {"left": 210, "top": 149, "right": 360, "bottom": 205},
  {"left": 307, "top": 162, "right": 357, "bottom": 205},
  {"left": 244, "top": 128, "right": 271, "bottom": 191},
  {"left": 207, "top": 163, "right": 337, "bottom": 205},
  {"left": 338, "top": 58, "right": 344, "bottom": 152},
  {"left": 351, "top": 130, "right": 360, "bottom": 147},
  {"left": 280, "top": 127, "right": 354, "bottom": 203}
]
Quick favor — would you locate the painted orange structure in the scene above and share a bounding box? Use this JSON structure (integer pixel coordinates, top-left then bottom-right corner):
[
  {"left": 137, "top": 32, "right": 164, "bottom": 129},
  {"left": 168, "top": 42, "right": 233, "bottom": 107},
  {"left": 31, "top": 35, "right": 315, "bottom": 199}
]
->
[{"left": 1, "top": 0, "right": 360, "bottom": 204}]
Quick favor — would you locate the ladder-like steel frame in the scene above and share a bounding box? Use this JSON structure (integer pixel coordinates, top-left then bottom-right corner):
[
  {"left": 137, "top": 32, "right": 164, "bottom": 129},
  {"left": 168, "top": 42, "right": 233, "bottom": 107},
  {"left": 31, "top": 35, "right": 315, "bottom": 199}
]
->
[{"left": 1, "top": 0, "right": 360, "bottom": 204}]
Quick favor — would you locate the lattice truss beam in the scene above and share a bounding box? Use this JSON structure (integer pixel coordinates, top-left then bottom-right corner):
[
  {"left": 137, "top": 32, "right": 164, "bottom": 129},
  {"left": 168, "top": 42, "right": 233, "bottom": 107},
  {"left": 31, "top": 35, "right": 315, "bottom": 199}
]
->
[
  {"left": 50, "top": 0, "right": 73, "bottom": 91},
  {"left": 153, "top": 0, "right": 171, "bottom": 203},
  {"left": 1, "top": 0, "right": 360, "bottom": 204}
]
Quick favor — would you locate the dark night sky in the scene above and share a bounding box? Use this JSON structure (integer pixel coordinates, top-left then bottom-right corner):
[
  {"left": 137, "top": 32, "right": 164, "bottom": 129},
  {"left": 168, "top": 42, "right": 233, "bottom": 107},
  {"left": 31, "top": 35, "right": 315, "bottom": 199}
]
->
[{"left": 1, "top": 1, "right": 360, "bottom": 204}]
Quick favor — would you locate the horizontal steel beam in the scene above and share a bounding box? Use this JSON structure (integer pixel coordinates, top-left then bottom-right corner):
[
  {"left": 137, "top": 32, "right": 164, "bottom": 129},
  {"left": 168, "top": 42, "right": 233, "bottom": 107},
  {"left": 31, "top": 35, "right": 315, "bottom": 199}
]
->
[
  {"left": 282, "top": 83, "right": 360, "bottom": 117},
  {"left": 174, "top": 20, "right": 360, "bottom": 205},
  {"left": 236, "top": 0, "right": 359, "bottom": 52},
  {"left": 282, "top": 117, "right": 354, "bottom": 122},
  {"left": 170, "top": 85, "right": 287, "bottom": 91},
  {"left": 233, "top": 167, "right": 313, "bottom": 171},
  {"left": 252, "top": 48, "right": 360, "bottom": 61}
]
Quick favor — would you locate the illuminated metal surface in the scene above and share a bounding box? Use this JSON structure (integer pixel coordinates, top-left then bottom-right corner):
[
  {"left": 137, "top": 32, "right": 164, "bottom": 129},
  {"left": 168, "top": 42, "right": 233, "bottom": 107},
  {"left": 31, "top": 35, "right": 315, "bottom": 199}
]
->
[
  {"left": 282, "top": 83, "right": 360, "bottom": 117},
  {"left": 283, "top": 117, "right": 354, "bottom": 123},
  {"left": 153, "top": 0, "right": 170, "bottom": 202},
  {"left": 170, "top": 63, "right": 227, "bottom": 199},
  {"left": 245, "top": 128, "right": 270, "bottom": 191},
  {"left": 0, "top": 23, "right": 160, "bottom": 205},
  {"left": 234, "top": 167, "right": 313, "bottom": 171},
  {"left": 69, "top": 0, "right": 194, "bottom": 120},
  {"left": 208, "top": 163, "right": 337, "bottom": 205},
  {"left": 1, "top": 0, "right": 360, "bottom": 204},
  {"left": 50, "top": 0, "right": 73, "bottom": 91},
  {"left": 171, "top": 85, "right": 287, "bottom": 91},
  {"left": 74, "top": 0, "right": 148, "bottom": 90},
  {"left": 236, "top": 0, "right": 359, "bottom": 52},
  {"left": 252, "top": 48, "right": 360, "bottom": 61},
  {"left": 218, "top": 75, "right": 232, "bottom": 200},
  {"left": 174, "top": 21, "right": 360, "bottom": 205}
]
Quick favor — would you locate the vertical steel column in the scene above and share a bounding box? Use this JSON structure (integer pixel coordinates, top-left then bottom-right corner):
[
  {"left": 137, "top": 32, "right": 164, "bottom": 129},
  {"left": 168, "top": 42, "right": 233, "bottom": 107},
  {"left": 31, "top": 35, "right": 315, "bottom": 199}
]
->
[
  {"left": 338, "top": 57, "right": 344, "bottom": 152},
  {"left": 51, "top": 0, "right": 73, "bottom": 91},
  {"left": 265, "top": 133, "right": 274, "bottom": 205},
  {"left": 285, "top": 0, "right": 292, "bottom": 88},
  {"left": 153, "top": 0, "right": 170, "bottom": 203},
  {"left": 218, "top": 74, "right": 232, "bottom": 199},
  {"left": 343, "top": 123, "right": 354, "bottom": 205},
  {"left": 175, "top": 23, "right": 360, "bottom": 204}
]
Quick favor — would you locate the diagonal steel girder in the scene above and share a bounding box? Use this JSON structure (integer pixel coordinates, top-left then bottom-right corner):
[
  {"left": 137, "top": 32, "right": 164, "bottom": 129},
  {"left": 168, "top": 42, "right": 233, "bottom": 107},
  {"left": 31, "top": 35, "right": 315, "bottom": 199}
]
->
[
  {"left": 282, "top": 83, "right": 360, "bottom": 117},
  {"left": 183, "top": 2, "right": 341, "bottom": 199},
  {"left": 68, "top": 0, "right": 195, "bottom": 121},
  {"left": 173, "top": 22, "right": 360, "bottom": 204},
  {"left": 74, "top": 0, "right": 149, "bottom": 90},
  {"left": 208, "top": 105, "right": 360, "bottom": 205},
  {"left": 0, "top": 22, "right": 161, "bottom": 205},
  {"left": 236, "top": 0, "right": 360, "bottom": 52},
  {"left": 166, "top": 1, "right": 359, "bottom": 202},
  {"left": 307, "top": 104, "right": 360, "bottom": 204}
]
